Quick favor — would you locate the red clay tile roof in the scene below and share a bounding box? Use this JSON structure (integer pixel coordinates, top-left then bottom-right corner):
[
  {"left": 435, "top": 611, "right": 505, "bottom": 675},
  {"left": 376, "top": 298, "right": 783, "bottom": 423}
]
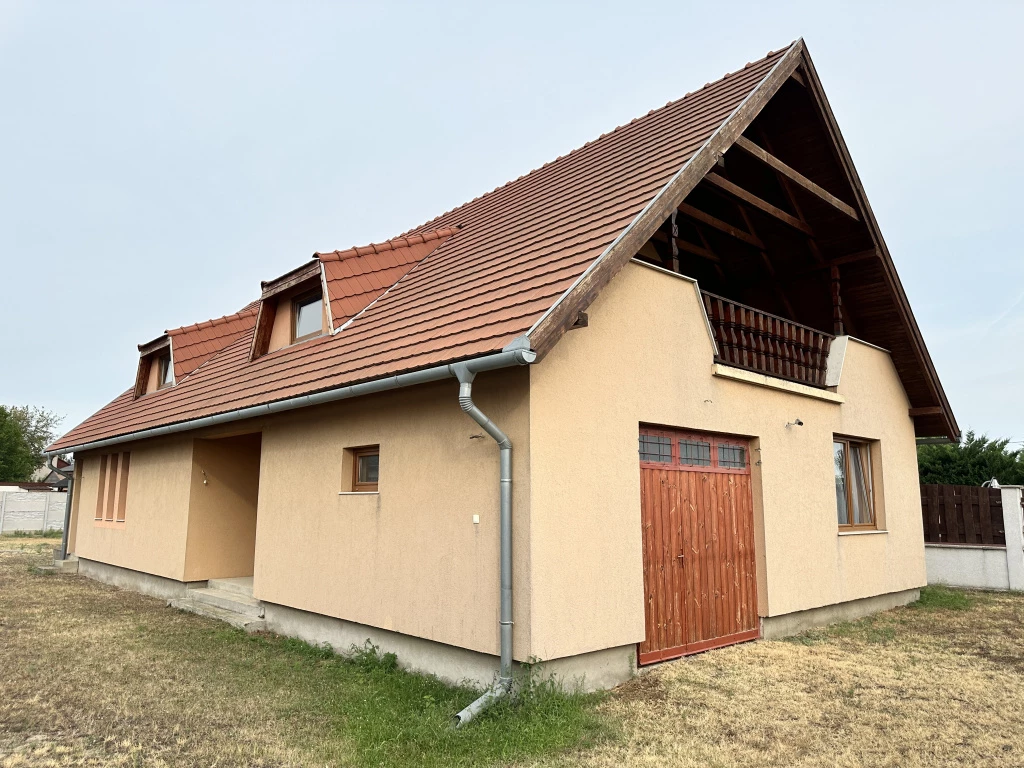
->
[
  {"left": 49, "top": 46, "right": 791, "bottom": 452},
  {"left": 168, "top": 302, "right": 260, "bottom": 379},
  {"left": 317, "top": 227, "right": 460, "bottom": 328}
]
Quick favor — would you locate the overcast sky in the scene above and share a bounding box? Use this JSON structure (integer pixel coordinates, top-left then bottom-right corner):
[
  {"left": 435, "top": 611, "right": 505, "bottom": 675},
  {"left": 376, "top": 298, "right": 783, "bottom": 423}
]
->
[{"left": 1, "top": 1, "right": 1022, "bottom": 446}]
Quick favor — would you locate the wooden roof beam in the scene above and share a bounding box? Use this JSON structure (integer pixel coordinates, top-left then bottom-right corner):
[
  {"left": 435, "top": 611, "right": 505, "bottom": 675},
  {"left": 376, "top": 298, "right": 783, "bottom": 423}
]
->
[
  {"left": 733, "top": 135, "right": 859, "bottom": 220},
  {"left": 651, "top": 231, "right": 721, "bottom": 262},
  {"left": 677, "top": 202, "right": 763, "bottom": 249},
  {"left": 703, "top": 171, "right": 814, "bottom": 235},
  {"left": 791, "top": 248, "right": 880, "bottom": 276}
]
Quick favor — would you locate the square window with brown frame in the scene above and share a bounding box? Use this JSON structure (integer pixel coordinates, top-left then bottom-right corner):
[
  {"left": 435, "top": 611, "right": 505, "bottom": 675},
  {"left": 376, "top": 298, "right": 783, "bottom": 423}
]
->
[
  {"left": 352, "top": 446, "right": 379, "bottom": 492},
  {"left": 834, "top": 437, "right": 875, "bottom": 529}
]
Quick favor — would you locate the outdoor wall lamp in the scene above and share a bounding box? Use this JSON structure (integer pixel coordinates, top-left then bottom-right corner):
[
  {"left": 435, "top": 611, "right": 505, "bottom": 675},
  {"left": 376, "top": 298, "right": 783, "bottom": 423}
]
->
[{"left": 785, "top": 418, "right": 804, "bottom": 429}]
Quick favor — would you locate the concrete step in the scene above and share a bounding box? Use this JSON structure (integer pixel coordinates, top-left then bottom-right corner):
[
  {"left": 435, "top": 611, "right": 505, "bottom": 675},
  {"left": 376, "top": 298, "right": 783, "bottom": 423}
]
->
[
  {"left": 52, "top": 558, "right": 79, "bottom": 574},
  {"left": 206, "top": 577, "right": 254, "bottom": 598},
  {"left": 168, "top": 598, "right": 266, "bottom": 633},
  {"left": 187, "top": 587, "right": 264, "bottom": 618}
]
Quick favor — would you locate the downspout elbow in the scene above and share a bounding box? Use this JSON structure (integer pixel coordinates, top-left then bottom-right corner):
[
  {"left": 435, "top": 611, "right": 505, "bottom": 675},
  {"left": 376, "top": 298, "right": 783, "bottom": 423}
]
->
[{"left": 458, "top": 382, "right": 512, "bottom": 450}]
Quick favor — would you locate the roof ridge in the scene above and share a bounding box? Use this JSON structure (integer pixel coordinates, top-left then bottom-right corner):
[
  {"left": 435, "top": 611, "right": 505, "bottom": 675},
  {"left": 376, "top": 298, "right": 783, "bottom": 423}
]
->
[
  {"left": 401, "top": 43, "right": 797, "bottom": 236},
  {"left": 316, "top": 226, "right": 462, "bottom": 263},
  {"left": 167, "top": 302, "right": 260, "bottom": 337}
]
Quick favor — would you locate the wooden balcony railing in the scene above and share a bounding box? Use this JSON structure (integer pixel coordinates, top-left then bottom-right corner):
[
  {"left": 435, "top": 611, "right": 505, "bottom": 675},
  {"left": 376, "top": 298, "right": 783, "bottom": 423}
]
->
[{"left": 701, "top": 291, "right": 834, "bottom": 388}]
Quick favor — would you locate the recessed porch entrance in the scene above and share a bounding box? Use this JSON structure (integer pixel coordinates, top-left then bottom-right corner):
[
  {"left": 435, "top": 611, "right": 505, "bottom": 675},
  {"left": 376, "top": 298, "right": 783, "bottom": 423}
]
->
[{"left": 183, "top": 433, "right": 262, "bottom": 582}]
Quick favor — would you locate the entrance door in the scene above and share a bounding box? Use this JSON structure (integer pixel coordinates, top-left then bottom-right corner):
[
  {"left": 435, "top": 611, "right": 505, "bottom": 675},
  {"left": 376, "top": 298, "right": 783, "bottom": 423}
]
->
[{"left": 638, "top": 426, "right": 759, "bottom": 664}]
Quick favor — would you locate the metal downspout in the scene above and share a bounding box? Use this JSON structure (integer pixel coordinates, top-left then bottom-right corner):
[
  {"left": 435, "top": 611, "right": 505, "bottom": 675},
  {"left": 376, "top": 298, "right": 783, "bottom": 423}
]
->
[
  {"left": 449, "top": 362, "right": 514, "bottom": 726},
  {"left": 47, "top": 456, "right": 74, "bottom": 561}
]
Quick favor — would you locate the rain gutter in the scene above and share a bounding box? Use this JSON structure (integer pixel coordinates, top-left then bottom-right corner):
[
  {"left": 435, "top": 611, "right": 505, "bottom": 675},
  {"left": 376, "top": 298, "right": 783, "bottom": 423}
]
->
[{"left": 44, "top": 344, "right": 536, "bottom": 457}]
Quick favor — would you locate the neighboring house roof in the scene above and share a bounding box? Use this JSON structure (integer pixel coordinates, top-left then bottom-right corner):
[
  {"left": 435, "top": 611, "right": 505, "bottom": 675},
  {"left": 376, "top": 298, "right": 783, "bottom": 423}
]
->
[
  {"left": 48, "top": 39, "right": 957, "bottom": 453},
  {"left": 7, "top": 481, "right": 64, "bottom": 491}
]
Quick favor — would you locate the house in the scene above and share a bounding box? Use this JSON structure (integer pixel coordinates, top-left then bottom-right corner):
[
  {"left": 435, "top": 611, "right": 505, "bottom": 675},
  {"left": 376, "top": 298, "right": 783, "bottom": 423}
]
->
[
  {"left": 47, "top": 40, "right": 958, "bottom": 697},
  {"left": 31, "top": 456, "right": 72, "bottom": 485}
]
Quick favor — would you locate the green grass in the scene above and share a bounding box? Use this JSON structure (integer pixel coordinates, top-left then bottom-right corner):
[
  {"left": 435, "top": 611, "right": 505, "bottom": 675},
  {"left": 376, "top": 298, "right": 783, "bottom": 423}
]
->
[
  {"left": 206, "top": 634, "right": 612, "bottom": 767},
  {"left": 911, "top": 585, "right": 975, "bottom": 611},
  {"left": 0, "top": 528, "right": 63, "bottom": 539}
]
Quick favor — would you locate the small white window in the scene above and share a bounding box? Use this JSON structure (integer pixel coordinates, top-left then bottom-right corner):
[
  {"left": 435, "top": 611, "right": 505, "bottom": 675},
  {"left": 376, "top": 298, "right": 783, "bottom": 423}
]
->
[
  {"left": 157, "top": 354, "right": 173, "bottom": 388},
  {"left": 293, "top": 290, "right": 322, "bottom": 342}
]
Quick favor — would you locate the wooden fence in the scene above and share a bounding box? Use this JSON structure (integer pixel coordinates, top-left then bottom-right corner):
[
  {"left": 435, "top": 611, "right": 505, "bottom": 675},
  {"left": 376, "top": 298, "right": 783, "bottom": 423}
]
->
[
  {"left": 701, "top": 291, "right": 833, "bottom": 388},
  {"left": 920, "top": 484, "right": 1005, "bottom": 546}
]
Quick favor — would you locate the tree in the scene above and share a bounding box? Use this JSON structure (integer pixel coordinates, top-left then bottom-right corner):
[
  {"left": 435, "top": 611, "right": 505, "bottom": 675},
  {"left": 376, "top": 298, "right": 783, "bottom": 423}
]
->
[
  {"left": 0, "top": 405, "right": 63, "bottom": 482},
  {"left": 917, "top": 430, "right": 1024, "bottom": 486}
]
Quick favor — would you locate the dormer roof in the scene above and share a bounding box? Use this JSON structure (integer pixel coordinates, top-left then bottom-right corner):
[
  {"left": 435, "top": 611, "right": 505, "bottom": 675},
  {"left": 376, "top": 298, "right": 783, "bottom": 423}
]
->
[
  {"left": 167, "top": 301, "right": 260, "bottom": 379},
  {"left": 316, "top": 226, "right": 460, "bottom": 329}
]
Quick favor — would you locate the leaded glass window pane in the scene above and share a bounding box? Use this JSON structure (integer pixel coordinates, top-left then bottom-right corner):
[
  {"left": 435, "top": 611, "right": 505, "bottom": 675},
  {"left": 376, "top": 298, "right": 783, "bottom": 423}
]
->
[
  {"left": 639, "top": 435, "right": 672, "bottom": 463},
  {"left": 717, "top": 444, "right": 746, "bottom": 469},
  {"left": 679, "top": 439, "right": 711, "bottom": 467}
]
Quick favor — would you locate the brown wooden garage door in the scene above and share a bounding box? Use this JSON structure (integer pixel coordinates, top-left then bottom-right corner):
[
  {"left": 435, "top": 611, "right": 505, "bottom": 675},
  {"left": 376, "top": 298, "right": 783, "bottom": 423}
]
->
[{"left": 638, "top": 426, "right": 759, "bottom": 665}]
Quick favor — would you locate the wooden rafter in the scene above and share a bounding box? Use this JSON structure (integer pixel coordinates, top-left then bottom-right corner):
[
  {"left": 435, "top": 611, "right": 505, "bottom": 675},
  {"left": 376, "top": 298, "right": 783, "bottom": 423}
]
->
[
  {"left": 692, "top": 224, "right": 730, "bottom": 283},
  {"left": 703, "top": 172, "right": 813, "bottom": 235},
  {"left": 677, "top": 203, "right": 763, "bottom": 249},
  {"left": 651, "top": 231, "right": 720, "bottom": 262},
  {"left": 676, "top": 237, "right": 720, "bottom": 263},
  {"left": 792, "top": 249, "right": 879, "bottom": 276},
  {"left": 754, "top": 125, "right": 824, "bottom": 265},
  {"left": 733, "top": 135, "right": 859, "bottom": 220},
  {"left": 753, "top": 124, "right": 853, "bottom": 335},
  {"left": 735, "top": 205, "right": 798, "bottom": 321}
]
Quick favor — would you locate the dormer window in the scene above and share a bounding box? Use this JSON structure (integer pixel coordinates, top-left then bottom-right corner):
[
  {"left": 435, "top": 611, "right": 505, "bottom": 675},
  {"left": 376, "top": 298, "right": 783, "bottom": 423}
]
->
[
  {"left": 293, "top": 289, "right": 324, "bottom": 343},
  {"left": 250, "top": 261, "right": 330, "bottom": 360},
  {"left": 134, "top": 336, "right": 174, "bottom": 398}
]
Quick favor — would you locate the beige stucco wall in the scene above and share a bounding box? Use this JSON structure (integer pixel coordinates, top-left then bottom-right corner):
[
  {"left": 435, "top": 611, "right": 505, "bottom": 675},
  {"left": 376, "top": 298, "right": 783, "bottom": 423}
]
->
[
  {"left": 252, "top": 368, "right": 532, "bottom": 659},
  {"left": 183, "top": 433, "right": 262, "bottom": 581},
  {"left": 72, "top": 437, "right": 194, "bottom": 581},
  {"left": 527, "top": 260, "right": 925, "bottom": 659}
]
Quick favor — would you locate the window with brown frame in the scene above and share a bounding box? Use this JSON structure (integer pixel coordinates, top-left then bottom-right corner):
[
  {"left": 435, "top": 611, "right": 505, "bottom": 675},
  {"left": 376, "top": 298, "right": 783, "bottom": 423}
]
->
[
  {"left": 351, "top": 446, "right": 379, "bottom": 492},
  {"left": 834, "top": 437, "right": 875, "bottom": 529},
  {"left": 157, "top": 353, "right": 173, "bottom": 389},
  {"left": 292, "top": 289, "right": 323, "bottom": 343},
  {"left": 94, "top": 451, "right": 131, "bottom": 525},
  {"left": 639, "top": 427, "right": 750, "bottom": 475}
]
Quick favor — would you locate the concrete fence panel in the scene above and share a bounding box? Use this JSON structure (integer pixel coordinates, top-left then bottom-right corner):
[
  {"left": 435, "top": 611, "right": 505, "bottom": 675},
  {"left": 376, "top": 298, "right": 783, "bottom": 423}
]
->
[{"left": 0, "top": 489, "right": 67, "bottom": 533}]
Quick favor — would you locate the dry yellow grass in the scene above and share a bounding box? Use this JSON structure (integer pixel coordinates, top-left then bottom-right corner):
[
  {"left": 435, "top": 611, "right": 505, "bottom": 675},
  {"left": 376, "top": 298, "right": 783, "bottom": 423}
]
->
[
  {"left": 0, "top": 537, "right": 59, "bottom": 554},
  {"left": 4, "top": 538, "right": 1024, "bottom": 767},
  {"left": 531, "top": 589, "right": 1024, "bottom": 768}
]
